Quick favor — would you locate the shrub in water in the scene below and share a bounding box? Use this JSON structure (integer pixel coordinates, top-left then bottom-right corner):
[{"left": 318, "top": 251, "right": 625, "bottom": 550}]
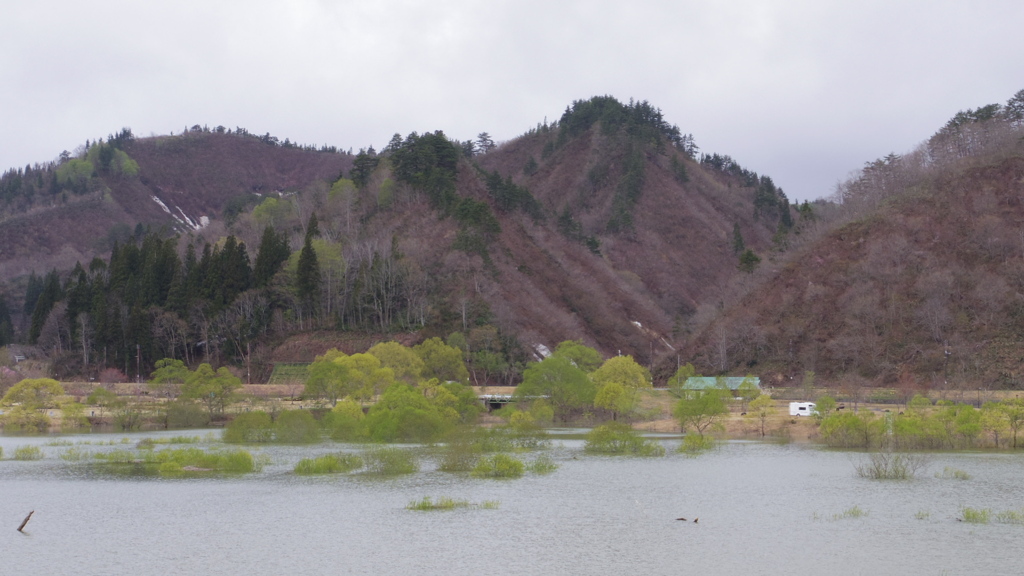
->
[
  {"left": 294, "top": 453, "right": 363, "bottom": 474},
  {"left": 275, "top": 410, "right": 321, "bottom": 443},
  {"left": 855, "top": 451, "right": 930, "bottom": 480},
  {"left": 438, "top": 434, "right": 482, "bottom": 472},
  {"left": 961, "top": 507, "right": 991, "bottom": 524},
  {"left": 362, "top": 447, "right": 419, "bottom": 476},
  {"left": 679, "top": 434, "right": 715, "bottom": 454},
  {"left": 995, "top": 509, "right": 1024, "bottom": 524},
  {"left": 14, "top": 445, "right": 43, "bottom": 460},
  {"left": 830, "top": 506, "right": 867, "bottom": 520},
  {"left": 223, "top": 411, "right": 275, "bottom": 443},
  {"left": 472, "top": 453, "right": 525, "bottom": 479},
  {"left": 60, "top": 447, "right": 91, "bottom": 461},
  {"left": 324, "top": 399, "right": 367, "bottom": 441},
  {"left": 526, "top": 454, "right": 558, "bottom": 474},
  {"left": 93, "top": 447, "right": 260, "bottom": 474},
  {"left": 1, "top": 406, "right": 51, "bottom": 433},
  {"left": 364, "top": 383, "right": 457, "bottom": 443},
  {"left": 406, "top": 496, "right": 471, "bottom": 511},
  {"left": 165, "top": 400, "right": 211, "bottom": 429},
  {"left": 585, "top": 423, "right": 665, "bottom": 456},
  {"left": 936, "top": 466, "right": 971, "bottom": 480}
]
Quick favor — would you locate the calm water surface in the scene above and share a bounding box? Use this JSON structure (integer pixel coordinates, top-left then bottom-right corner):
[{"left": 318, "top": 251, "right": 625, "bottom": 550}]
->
[{"left": 3, "top": 430, "right": 1023, "bottom": 576}]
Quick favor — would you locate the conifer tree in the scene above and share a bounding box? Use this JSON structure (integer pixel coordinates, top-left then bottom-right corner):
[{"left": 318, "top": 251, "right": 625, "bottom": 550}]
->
[
  {"left": 253, "top": 226, "right": 291, "bottom": 288},
  {"left": 0, "top": 295, "right": 14, "bottom": 346},
  {"left": 732, "top": 223, "right": 745, "bottom": 254},
  {"left": 29, "top": 270, "right": 62, "bottom": 344},
  {"left": 295, "top": 225, "right": 321, "bottom": 319}
]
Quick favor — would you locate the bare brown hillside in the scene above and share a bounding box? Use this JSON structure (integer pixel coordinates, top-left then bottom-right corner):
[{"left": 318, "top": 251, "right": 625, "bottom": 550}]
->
[{"left": 685, "top": 151, "right": 1024, "bottom": 389}]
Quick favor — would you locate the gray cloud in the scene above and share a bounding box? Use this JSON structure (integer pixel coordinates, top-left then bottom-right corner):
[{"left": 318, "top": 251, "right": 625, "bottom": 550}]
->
[{"left": 2, "top": 0, "right": 1022, "bottom": 200}]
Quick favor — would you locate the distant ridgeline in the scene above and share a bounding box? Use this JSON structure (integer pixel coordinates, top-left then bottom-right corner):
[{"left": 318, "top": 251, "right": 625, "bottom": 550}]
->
[{"left": 1, "top": 94, "right": 799, "bottom": 387}]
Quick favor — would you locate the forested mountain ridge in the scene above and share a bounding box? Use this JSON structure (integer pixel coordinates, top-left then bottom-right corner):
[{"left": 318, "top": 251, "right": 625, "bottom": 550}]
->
[
  {"left": 0, "top": 97, "right": 792, "bottom": 383},
  {"left": 682, "top": 89, "right": 1024, "bottom": 390}
]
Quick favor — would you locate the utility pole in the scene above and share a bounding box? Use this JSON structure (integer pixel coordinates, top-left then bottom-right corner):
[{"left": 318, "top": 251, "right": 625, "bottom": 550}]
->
[{"left": 136, "top": 343, "right": 141, "bottom": 384}]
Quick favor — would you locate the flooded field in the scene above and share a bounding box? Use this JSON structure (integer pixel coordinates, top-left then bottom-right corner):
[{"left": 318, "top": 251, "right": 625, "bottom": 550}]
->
[{"left": 3, "top": 430, "right": 1023, "bottom": 575}]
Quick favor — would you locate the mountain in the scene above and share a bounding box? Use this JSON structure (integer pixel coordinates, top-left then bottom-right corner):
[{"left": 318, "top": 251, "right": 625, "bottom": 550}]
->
[
  {"left": 1, "top": 97, "right": 792, "bottom": 379},
  {"left": 682, "top": 90, "right": 1024, "bottom": 390}
]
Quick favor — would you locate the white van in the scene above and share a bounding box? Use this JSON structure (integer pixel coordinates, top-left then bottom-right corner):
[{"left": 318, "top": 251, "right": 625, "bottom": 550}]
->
[{"left": 789, "top": 402, "right": 816, "bottom": 417}]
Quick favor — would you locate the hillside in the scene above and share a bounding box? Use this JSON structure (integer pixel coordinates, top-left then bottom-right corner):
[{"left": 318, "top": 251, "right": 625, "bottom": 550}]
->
[
  {"left": 0, "top": 97, "right": 790, "bottom": 380},
  {"left": 0, "top": 129, "right": 352, "bottom": 280},
  {"left": 683, "top": 91, "right": 1024, "bottom": 390}
]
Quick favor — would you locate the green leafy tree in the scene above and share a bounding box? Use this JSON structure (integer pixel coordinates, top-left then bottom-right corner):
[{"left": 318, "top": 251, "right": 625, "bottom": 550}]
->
[
  {"left": 149, "top": 358, "right": 189, "bottom": 397},
  {"left": 86, "top": 386, "right": 120, "bottom": 420},
  {"left": 590, "top": 355, "right": 651, "bottom": 419},
  {"left": 594, "top": 382, "right": 630, "bottom": 419},
  {"left": 304, "top": 349, "right": 351, "bottom": 406},
  {"left": 1003, "top": 399, "right": 1024, "bottom": 449},
  {"left": 736, "top": 375, "right": 759, "bottom": 411},
  {"left": 338, "top": 353, "right": 396, "bottom": 400},
  {"left": 515, "top": 355, "right": 596, "bottom": 421},
  {"left": 367, "top": 341, "right": 424, "bottom": 384},
  {"left": 1, "top": 378, "right": 65, "bottom": 432},
  {"left": 181, "top": 364, "right": 241, "bottom": 417},
  {"left": 669, "top": 362, "right": 698, "bottom": 396},
  {"left": 414, "top": 337, "right": 469, "bottom": 384},
  {"left": 749, "top": 394, "right": 775, "bottom": 437},
  {"left": 673, "top": 388, "right": 728, "bottom": 437},
  {"left": 2, "top": 378, "right": 65, "bottom": 408},
  {"left": 814, "top": 395, "right": 837, "bottom": 421},
  {"left": 552, "top": 340, "right": 603, "bottom": 372},
  {"left": 980, "top": 401, "right": 1009, "bottom": 448}
]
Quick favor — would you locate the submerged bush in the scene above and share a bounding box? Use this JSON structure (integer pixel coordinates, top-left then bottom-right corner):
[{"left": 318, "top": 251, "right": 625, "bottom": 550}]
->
[
  {"left": 323, "top": 399, "right": 368, "bottom": 441},
  {"left": 223, "top": 411, "right": 275, "bottom": 443},
  {"left": 294, "top": 453, "right": 363, "bottom": 474},
  {"left": 1, "top": 407, "right": 51, "bottom": 433},
  {"left": 164, "top": 400, "right": 211, "bottom": 429},
  {"left": 60, "top": 447, "right": 91, "bottom": 461},
  {"left": 438, "top": 435, "right": 482, "bottom": 472},
  {"left": 961, "top": 507, "right": 991, "bottom": 524},
  {"left": 14, "top": 445, "right": 43, "bottom": 460},
  {"left": 830, "top": 506, "right": 868, "bottom": 520},
  {"left": 364, "top": 384, "right": 453, "bottom": 443},
  {"left": 585, "top": 423, "right": 665, "bottom": 456},
  {"left": 471, "top": 453, "right": 525, "bottom": 479},
  {"left": 93, "top": 447, "right": 261, "bottom": 475},
  {"left": 406, "top": 496, "right": 471, "bottom": 511},
  {"left": 936, "top": 466, "right": 971, "bottom": 480},
  {"left": 275, "top": 410, "right": 321, "bottom": 443},
  {"left": 679, "top": 434, "right": 715, "bottom": 454},
  {"left": 855, "top": 451, "right": 930, "bottom": 480},
  {"left": 526, "top": 454, "right": 558, "bottom": 474},
  {"left": 362, "top": 447, "right": 419, "bottom": 475},
  {"left": 406, "top": 496, "right": 500, "bottom": 511}
]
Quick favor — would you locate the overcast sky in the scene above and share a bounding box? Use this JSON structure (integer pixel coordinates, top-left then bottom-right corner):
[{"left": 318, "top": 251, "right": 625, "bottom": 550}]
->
[{"left": 2, "top": 1, "right": 1022, "bottom": 201}]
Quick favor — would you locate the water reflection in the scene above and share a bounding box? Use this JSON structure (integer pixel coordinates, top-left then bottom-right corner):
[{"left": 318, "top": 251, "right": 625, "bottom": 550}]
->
[{"left": 3, "top": 430, "right": 1023, "bottom": 575}]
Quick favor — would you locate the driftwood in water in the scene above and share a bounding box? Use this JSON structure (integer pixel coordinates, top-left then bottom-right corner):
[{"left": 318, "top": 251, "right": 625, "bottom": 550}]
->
[{"left": 17, "top": 510, "right": 34, "bottom": 532}]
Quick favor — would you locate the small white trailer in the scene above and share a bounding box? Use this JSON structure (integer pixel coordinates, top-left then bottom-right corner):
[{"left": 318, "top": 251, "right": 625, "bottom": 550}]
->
[{"left": 789, "top": 402, "right": 816, "bottom": 417}]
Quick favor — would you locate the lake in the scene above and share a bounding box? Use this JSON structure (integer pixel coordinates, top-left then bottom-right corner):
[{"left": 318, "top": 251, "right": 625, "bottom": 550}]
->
[{"left": 3, "top": 430, "right": 1023, "bottom": 575}]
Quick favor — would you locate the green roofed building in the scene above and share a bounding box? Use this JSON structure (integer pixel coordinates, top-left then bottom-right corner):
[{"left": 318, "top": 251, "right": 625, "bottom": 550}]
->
[{"left": 683, "top": 376, "right": 760, "bottom": 391}]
